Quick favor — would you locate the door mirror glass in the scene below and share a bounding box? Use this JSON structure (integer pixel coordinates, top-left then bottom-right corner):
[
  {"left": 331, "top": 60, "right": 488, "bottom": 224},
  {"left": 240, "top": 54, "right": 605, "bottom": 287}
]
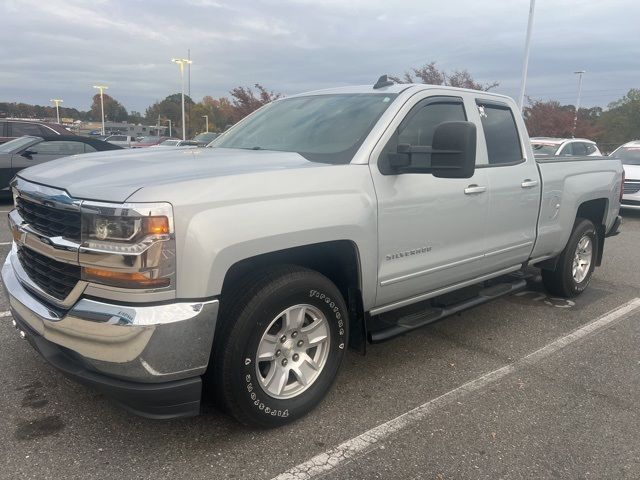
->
[{"left": 431, "top": 121, "right": 477, "bottom": 178}]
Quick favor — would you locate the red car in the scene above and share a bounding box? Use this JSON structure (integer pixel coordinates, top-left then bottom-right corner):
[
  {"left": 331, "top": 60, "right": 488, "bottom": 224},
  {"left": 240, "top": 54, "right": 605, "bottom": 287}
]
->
[{"left": 0, "top": 119, "right": 70, "bottom": 144}]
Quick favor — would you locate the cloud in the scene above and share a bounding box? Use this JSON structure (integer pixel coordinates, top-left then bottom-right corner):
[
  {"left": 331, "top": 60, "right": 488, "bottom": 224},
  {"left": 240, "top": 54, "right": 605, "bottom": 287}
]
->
[{"left": 0, "top": 0, "right": 638, "bottom": 112}]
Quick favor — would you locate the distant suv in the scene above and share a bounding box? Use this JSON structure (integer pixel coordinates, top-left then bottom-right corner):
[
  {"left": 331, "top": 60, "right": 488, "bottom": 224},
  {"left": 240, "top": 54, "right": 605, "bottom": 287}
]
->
[
  {"left": 531, "top": 137, "right": 601, "bottom": 157},
  {"left": 0, "top": 119, "right": 69, "bottom": 144}
]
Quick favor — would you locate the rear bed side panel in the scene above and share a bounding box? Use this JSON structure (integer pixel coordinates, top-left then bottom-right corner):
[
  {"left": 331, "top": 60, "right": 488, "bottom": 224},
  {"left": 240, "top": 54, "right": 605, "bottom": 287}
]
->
[{"left": 531, "top": 158, "right": 622, "bottom": 261}]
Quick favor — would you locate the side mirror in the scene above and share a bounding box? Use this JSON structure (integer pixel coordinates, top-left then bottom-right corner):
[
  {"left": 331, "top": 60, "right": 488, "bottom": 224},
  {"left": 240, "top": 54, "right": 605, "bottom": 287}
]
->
[
  {"left": 21, "top": 149, "right": 36, "bottom": 158},
  {"left": 431, "top": 121, "right": 476, "bottom": 179}
]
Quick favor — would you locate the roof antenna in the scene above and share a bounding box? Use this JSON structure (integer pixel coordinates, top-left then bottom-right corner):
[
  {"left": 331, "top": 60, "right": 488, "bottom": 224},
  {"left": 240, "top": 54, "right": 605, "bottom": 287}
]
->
[{"left": 373, "top": 74, "right": 394, "bottom": 89}]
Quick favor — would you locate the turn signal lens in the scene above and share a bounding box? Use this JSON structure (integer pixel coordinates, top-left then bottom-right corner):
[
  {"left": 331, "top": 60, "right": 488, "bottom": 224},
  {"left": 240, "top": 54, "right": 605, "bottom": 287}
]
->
[
  {"left": 144, "top": 216, "right": 170, "bottom": 235},
  {"left": 82, "top": 267, "right": 170, "bottom": 289}
]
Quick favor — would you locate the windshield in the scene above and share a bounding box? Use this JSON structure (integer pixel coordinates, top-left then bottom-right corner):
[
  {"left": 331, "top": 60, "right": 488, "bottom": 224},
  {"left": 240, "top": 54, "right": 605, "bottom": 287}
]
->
[
  {"left": 611, "top": 146, "right": 640, "bottom": 165},
  {"left": 0, "top": 136, "right": 38, "bottom": 153},
  {"left": 531, "top": 143, "right": 559, "bottom": 156},
  {"left": 211, "top": 93, "right": 398, "bottom": 164},
  {"left": 194, "top": 132, "right": 218, "bottom": 142}
]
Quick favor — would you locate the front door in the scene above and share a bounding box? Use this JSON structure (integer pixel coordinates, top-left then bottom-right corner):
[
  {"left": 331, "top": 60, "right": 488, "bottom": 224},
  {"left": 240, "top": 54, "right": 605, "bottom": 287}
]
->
[{"left": 370, "top": 93, "right": 490, "bottom": 308}]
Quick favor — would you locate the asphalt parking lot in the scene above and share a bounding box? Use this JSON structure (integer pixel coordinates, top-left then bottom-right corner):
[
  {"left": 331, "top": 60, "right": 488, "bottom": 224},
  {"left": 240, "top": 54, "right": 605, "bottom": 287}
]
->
[{"left": 0, "top": 201, "right": 638, "bottom": 480}]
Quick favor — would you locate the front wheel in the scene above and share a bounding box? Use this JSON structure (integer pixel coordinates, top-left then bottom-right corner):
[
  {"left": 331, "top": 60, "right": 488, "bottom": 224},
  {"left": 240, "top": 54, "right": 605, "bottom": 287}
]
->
[
  {"left": 541, "top": 218, "right": 598, "bottom": 297},
  {"left": 209, "top": 266, "right": 348, "bottom": 427}
]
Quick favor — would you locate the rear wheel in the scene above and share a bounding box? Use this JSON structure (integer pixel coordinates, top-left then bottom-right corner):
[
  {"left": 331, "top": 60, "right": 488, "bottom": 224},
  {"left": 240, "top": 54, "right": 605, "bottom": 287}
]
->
[
  {"left": 208, "top": 266, "right": 348, "bottom": 427},
  {"left": 541, "top": 218, "right": 598, "bottom": 297}
]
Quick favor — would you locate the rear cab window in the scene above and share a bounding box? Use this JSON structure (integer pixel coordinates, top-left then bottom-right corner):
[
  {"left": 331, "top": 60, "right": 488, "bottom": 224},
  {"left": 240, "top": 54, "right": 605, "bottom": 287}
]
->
[{"left": 475, "top": 100, "right": 523, "bottom": 166}]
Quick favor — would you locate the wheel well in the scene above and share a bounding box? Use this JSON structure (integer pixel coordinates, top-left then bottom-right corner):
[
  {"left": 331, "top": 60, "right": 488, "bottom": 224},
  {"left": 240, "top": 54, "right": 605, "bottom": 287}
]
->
[
  {"left": 220, "top": 241, "right": 366, "bottom": 352},
  {"left": 577, "top": 198, "right": 607, "bottom": 266}
]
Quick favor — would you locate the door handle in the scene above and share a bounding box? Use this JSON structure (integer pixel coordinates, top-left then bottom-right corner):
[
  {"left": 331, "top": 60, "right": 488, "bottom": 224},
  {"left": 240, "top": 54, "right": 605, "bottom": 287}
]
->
[
  {"left": 521, "top": 179, "right": 539, "bottom": 188},
  {"left": 464, "top": 185, "right": 486, "bottom": 195}
]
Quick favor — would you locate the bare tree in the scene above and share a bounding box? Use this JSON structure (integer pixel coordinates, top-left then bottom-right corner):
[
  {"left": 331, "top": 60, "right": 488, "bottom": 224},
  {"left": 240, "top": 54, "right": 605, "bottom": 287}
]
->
[{"left": 391, "top": 61, "right": 498, "bottom": 91}]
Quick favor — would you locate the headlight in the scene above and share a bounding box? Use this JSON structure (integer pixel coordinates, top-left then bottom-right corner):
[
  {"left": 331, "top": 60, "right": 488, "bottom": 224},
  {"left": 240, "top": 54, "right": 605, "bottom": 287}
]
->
[{"left": 79, "top": 202, "right": 175, "bottom": 290}]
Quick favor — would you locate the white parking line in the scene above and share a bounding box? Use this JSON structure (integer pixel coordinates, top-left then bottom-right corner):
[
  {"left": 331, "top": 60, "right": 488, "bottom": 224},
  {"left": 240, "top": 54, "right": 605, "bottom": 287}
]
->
[
  {"left": 273, "top": 297, "right": 640, "bottom": 480},
  {"left": 0, "top": 210, "right": 11, "bottom": 213},
  {"left": 0, "top": 242, "right": 11, "bottom": 246},
  {"left": 0, "top": 311, "right": 11, "bottom": 317}
]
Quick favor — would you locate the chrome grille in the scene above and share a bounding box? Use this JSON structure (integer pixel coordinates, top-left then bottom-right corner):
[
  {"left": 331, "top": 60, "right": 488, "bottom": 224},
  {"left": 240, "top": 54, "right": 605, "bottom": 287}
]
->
[
  {"left": 17, "top": 247, "right": 81, "bottom": 300},
  {"left": 16, "top": 197, "right": 81, "bottom": 241},
  {"left": 623, "top": 181, "right": 640, "bottom": 195}
]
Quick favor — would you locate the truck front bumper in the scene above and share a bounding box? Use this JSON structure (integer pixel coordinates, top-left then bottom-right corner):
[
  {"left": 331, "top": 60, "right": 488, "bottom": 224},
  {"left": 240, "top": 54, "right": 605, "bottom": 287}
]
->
[{"left": 2, "top": 249, "right": 219, "bottom": 419}]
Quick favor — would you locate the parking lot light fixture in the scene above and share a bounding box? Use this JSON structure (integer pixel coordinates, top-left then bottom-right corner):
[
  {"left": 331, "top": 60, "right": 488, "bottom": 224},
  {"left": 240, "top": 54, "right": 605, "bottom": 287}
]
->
[
  {"left": 50, "top": 99, "right": 63, "bottom": 124},
  {"left": 518, "top": 0, "right": 536, "bottom": 111},
  {"left": 171, "top": 58, "right": 192, "bottom": 140},
  {"left": 572, "top": 70, "right": 586, "bottom": 138},
  {"left": 92, "top": 85, "right": 109, "bottom": 135},
  {"left": 202, "top": 115, "right": 209, "bottom": 133}
]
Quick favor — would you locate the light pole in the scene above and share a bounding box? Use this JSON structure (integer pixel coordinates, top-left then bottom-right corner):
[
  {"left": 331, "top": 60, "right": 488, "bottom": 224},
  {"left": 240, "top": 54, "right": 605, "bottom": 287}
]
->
[
  {"left": 572, "top": 70, "right": 586, "bottom": 137},
  {"left": 518, "top": 0, "right": 536, "bottom": 111},
  {"left": 171, "top": 58, "right": 192, "bottom": 140},
  {"left": 50, "top": 99, "right": 63, "bottom": 124},
  {"left": 93, "top": 85, "right": 108, "bottom": 135},
  {"left": 166, "top": 119, "right": 172, "bottom": 138},
  {"left": 202, "top": 115, "right": 209, "bottom": 133}
]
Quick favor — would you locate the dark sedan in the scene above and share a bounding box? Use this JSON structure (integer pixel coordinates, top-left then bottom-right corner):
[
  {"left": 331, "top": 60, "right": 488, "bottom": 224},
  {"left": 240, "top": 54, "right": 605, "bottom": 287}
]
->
[{"left": 0, "top": 135, "right": 122, "bottom": 193}]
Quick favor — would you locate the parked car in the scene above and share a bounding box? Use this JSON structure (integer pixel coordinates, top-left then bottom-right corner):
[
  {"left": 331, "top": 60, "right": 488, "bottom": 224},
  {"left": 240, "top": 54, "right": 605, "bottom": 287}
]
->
[
  {"left": 154, "top": 139, "right": 199, "bottom": 147},
  {"left": 0, "top": 119, "right": 70, "bottom": 145},
  {"left": 105, "top": 134, "right": 139, "bottom": 148},
  {"left": 610, "top": 140, "right": 640, "bottom": 209},
  {"left": 3, "top": 80, "right": 623, "bottom": 427},
  {"left": 0, "top": 135, "right": 122, "bottom": 193},
  {"left": 192, "top": 131, "right": 219, "bottom": 146},
  {"left": 133, "top": 136, "right": 171, "bottom": 148},
  {"left": 530, "top": 137, "right": 601, "bottom": 157}
]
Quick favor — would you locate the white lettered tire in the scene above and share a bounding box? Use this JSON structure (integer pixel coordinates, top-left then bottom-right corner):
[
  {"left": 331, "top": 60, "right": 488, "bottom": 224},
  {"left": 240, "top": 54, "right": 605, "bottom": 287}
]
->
[{"left": 208, "top": 266, "right": 348, "bottom": 427}]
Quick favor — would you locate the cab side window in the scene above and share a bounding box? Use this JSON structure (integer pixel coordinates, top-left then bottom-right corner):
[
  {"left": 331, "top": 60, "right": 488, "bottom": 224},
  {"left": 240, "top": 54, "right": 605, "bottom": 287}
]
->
[
  {"left": 10, "top": 122, "right": 42, "bottom": 137},
  {"left": 559, "top": 143, "right": 573, "bottom": 156},
  {"left": 476, "top": 102, "right": 523, "bottom": 165},
  {"left": 34, "top": 141, "right": 85, "bottom": 155},
  {"left": 572, "top": 142, "right": 588, "bottom": 156},
  {"left": 585, "top": 143, "right": 597, "bottom": 155},
  {"left": 383, "top": 98, "right": 467, "bottom": 169}
]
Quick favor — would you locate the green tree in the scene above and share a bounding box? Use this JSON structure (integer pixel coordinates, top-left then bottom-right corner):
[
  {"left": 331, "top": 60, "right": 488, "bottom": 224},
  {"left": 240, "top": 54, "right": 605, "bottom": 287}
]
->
[
  {"left": 145, "top": 93, "right": 195, "bottom": 137},
  {"left": 90, "top": 93, "right": 128, "bottom": 122},
  {"left": 596, "top": 89, "right": 640, "bottom": 147}
]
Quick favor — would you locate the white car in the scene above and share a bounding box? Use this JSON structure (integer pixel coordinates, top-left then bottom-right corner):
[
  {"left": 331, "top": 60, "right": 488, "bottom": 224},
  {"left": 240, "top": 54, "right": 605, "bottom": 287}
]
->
[
  {"left": 531, "top": 137, "right": 601, "bottom": 157},
  {"left": 105, "top": 134, "right": 138, "bottom": 148},
  {"left": 610, "top": 140, "right": 640, "bottom": 210}
]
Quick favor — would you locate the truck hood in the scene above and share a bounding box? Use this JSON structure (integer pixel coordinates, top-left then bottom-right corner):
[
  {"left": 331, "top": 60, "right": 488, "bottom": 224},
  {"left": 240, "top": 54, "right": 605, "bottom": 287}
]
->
[
  {"left": 17, "top": 147, "right": 321, "bottom": 202},
  {"left": 623, "top": 164, "right": 640, "bottom": 181}
]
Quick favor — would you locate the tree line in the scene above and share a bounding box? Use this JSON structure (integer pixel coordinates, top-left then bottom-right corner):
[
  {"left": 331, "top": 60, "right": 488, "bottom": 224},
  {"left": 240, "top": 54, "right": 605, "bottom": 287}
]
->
[{"left": 1, "top": 62, "right": 638, "bottom": 149}]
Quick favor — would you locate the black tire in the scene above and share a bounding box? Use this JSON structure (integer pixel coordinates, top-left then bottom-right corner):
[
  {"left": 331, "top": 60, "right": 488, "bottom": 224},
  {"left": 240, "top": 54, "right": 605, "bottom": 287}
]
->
[
  {"left": 207, "top": 265, "right": 348, "bottom": 428},
  {"left": 541, "top": 218, "right": 599, "bottom": 298}
]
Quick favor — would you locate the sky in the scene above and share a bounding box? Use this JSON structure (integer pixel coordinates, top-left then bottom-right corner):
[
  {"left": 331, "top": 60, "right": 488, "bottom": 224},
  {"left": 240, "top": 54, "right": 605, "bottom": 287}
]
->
[{"left": 1, "top": 0, "right": 639, "bottom": 113}]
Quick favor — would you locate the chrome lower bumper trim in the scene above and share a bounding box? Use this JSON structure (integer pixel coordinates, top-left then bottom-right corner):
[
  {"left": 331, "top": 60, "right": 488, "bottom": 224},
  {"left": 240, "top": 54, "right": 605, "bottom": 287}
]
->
[{"left": 2, "top": 251, "right": 219, "bottom": 383}]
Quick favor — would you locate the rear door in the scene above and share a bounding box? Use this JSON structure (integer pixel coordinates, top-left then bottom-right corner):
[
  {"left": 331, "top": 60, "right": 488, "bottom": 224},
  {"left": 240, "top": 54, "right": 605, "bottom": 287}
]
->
[
  {"left": 475, "top": 98, "right": 540, "bottom": 270},
  {"left": 370, "top": 92, "right": 491, "bottom": 308}
]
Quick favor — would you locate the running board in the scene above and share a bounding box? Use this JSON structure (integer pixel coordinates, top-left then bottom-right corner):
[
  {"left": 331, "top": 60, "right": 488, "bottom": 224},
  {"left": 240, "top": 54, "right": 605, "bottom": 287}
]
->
[{"left": 368, "top": 278, "right": 527, "bottom": 343}]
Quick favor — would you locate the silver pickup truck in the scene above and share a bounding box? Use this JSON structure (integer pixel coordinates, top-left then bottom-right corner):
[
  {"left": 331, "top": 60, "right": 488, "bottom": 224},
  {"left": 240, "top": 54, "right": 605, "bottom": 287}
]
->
[{"left": 3, "top": 79, "right": 623, "bottom": 427}]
